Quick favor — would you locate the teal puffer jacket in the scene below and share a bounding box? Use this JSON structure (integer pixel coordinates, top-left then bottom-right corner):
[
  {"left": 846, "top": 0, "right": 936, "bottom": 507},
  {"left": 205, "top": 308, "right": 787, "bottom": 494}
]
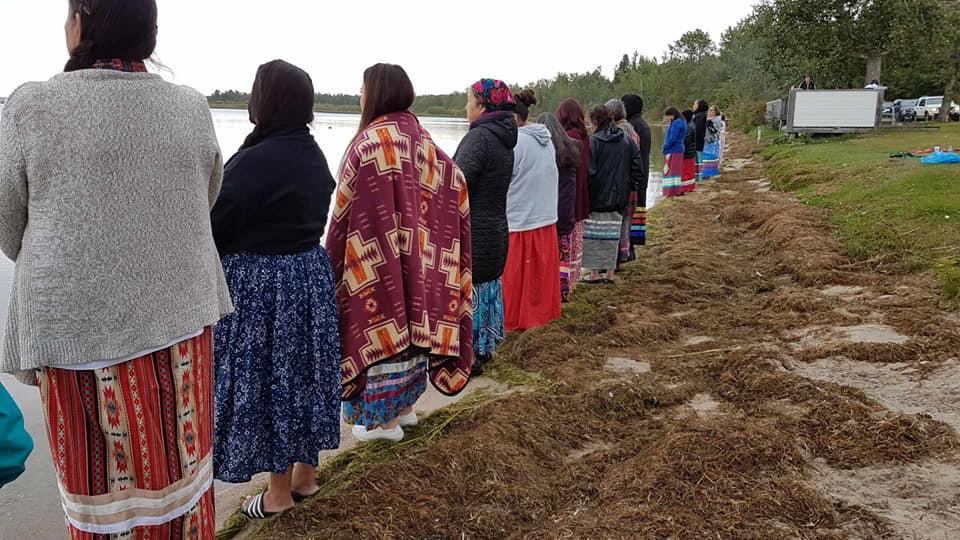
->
[{"left": 0, "top": 382, "right": 32, "bottom": 488}]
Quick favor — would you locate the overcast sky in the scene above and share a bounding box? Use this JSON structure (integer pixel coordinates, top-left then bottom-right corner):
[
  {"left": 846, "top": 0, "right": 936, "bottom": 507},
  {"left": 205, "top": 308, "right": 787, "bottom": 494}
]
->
[{"left": 0, "top": 0, "right": 757, "bottom": 98}]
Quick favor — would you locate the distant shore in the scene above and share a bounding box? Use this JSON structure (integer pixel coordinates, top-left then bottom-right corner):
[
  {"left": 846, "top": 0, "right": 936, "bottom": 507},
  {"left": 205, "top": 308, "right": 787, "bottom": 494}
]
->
[{"left": 207, "top": 101, "right": 464, "bottom": 118}]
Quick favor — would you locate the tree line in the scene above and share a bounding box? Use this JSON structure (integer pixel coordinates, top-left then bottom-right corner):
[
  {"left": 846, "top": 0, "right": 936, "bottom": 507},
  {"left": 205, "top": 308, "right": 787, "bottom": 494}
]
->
[
  {"left": 209, "top": 0, "right": 960, "bottom": 126},
  {"left": 208, "top": 89, "right": 467, "bottom": 117}
]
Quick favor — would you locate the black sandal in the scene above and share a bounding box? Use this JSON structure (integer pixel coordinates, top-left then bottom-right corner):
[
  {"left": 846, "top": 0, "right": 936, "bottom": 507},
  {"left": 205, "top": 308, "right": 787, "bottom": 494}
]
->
[
  {"left": 292, "top": 489, "right": 319, "bottom": 503},
  {"left": 242, "top": 493, "right": 282, "bottom": 519}
]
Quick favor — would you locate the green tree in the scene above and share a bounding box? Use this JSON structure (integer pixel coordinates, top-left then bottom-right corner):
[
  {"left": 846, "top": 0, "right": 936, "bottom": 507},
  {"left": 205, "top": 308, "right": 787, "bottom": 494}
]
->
[{"left": 667, "top": 29, "right": 717, "bottom": 62}]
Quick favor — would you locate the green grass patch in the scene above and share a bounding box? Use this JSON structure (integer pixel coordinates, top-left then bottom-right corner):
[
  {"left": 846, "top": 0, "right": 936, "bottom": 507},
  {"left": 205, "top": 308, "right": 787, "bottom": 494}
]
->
[{"left": 763, "top": 125, "right": 960, "bottom": 301}]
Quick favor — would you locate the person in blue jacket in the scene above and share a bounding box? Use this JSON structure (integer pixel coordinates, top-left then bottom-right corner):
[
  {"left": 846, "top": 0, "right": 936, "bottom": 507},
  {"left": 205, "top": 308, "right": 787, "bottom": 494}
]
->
[
  {"left": 661, "top": 107, "right": 687, "bottom": 197},
  {"left": 0, "top": 382, "right": 32, "bottom": 488}
]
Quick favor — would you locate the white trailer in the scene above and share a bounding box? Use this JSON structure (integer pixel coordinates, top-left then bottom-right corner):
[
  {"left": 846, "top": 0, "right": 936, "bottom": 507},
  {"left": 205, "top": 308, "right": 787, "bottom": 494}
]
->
[{"left": 786, "top": 89, "right": 884, "bottom": 134}]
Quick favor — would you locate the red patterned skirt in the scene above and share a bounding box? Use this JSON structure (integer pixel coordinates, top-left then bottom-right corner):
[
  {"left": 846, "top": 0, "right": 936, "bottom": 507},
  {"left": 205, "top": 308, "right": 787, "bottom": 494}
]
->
[{"left": 38, "top": 330, "right": 216, "bottom": 539}]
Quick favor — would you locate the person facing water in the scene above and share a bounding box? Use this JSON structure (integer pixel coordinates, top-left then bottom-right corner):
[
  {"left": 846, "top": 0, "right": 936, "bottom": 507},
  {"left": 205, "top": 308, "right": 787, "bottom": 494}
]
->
[
  {"left": 326, "top": 64, "right": 474, "bottom": 443},
  {"left": 691, "top": 99, "right": 710, "bottom": 182},
  {"left": 622, "top": 94, "right": 651, "bottom": 249},
  {"left": 210, "top": 59, "right": 342, "bottom": 519},
  {"left": 661, "top": 107, "right": 687, "bottom": 198},
  {"left": 536, "top": 112, "right": 581, "bottom": 303},
  {"left": 502, "top": 89, "right": 562, "bottom": 331},
  {"left": 581, "top": 104, "right": 642, "bottom": 284},
  {"left": 454, "top": 79, "right": 518, "bottom": 376},
  {"left": 0, "top": 0, "right": 232, "bottom": 536},
  {"left": 556, "top": 98, "right": 592, "bottom": 292},
  {"left": 680, "top": 109, "right": 697, "bottom": 194},
  {"left": 605, "top": 98, "right": 642, "bottom": 265}
]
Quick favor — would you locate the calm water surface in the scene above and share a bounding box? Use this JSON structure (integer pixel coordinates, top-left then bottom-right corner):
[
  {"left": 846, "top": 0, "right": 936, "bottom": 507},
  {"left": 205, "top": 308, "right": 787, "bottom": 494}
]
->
[{"left": 0, "top": 107, "right": 664, "bottom": 539}]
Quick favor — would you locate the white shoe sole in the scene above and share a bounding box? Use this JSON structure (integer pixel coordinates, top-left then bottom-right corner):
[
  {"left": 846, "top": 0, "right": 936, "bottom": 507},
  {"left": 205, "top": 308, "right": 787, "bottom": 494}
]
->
[
  {"left": 397, "top": 413, "right": 418, "bottom": 427},
  {"left": 352, "top": 424, "right": 404, "bottom": 442}
]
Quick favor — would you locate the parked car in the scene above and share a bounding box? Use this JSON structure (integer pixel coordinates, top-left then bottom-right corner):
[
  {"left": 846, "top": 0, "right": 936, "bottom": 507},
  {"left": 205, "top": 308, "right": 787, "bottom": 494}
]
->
[
  {"left": 881, "top": 101, "right": 895, "bottom": 122},
  {"left": 915, "top": 96, "right": 960, "bottom": 121},
  {"left": 893, "top": 99, "right": 917, "bottom": 122}
]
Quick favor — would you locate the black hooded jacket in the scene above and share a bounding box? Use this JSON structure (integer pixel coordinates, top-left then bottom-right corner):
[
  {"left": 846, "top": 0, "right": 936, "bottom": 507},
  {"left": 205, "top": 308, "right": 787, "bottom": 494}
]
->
[
  {"left": 588, "top": 124, "right": 643, "bottom": 213},
  {"left": 622, "top": 95, "right": 651, "bottom": 198},
  {"left": 684, "top": 121, "right": 697, "bottom": 159},
  {"left": 693, "top": 104, "right": 709, "bottom": 152},
  {"left": 454, "top": 111, "right": 518, "bottom": 284}
]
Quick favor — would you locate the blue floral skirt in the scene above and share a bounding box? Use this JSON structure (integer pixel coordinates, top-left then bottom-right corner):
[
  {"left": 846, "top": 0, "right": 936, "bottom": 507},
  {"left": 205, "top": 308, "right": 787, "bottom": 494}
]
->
[
  {"left": 473, "top": 279, "right": 505, "bottom": 356},
  {"left": 213, "top": 245, "right": 342, "bottom": 483},
  {"left": 342, "top": 352, "right": 428, "bottom": 428}
]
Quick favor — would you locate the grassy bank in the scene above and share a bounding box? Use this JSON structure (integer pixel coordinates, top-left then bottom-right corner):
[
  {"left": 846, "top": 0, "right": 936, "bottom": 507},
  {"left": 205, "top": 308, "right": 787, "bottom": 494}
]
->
[{"left": 763, "top": 125, "right": 960, "bottom": 302}]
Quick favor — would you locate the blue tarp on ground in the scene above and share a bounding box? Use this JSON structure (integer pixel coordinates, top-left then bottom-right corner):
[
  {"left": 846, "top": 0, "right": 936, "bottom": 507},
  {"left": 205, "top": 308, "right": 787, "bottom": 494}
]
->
[{"left": 921, "top": 151, "right": 960, "bottom": 165}]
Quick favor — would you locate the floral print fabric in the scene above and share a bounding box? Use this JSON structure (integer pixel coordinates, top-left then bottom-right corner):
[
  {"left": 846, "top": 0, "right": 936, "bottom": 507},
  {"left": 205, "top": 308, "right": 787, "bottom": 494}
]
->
[{"left": 213, "top": 245, "right": 342, "bottom": 483}]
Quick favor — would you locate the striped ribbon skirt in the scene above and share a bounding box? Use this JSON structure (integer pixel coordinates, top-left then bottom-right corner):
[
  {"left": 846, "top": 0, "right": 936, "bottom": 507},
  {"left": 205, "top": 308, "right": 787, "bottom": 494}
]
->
[
  {"left": 662, "top": 153, "right": 684, "bottom": 198},
  {"left": 38, "top": 330, "right": 216, "bottom": 538}
]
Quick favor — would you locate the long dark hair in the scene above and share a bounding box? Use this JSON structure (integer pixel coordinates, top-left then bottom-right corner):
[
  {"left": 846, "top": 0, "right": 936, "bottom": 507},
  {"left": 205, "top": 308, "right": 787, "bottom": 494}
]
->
[
  {"left": 536, "top": 113, "right": 581, "bottom": 172},
  {"left": 359, "top": 63, "right": 415, "bottom": 133},
  {"left": 65, "top": 0, "right": 158, "bottom": 72},
  {"left": 241, "top": 60, "right": 314, "bottom": 150},
  {"left": 682, "top": 109, "right": 694, "bottom": 123},
  {"left": 556, "top": 98, "right": 587, "bottom": 139},
  {"left": 694, "top": 99, "right": 710, "bottom": 114}
]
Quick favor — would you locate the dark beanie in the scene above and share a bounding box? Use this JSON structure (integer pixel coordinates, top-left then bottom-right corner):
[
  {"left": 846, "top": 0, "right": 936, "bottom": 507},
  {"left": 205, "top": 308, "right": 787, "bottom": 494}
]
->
[{"left": 622, "top": 94, "right": 644, "bottom": 118}]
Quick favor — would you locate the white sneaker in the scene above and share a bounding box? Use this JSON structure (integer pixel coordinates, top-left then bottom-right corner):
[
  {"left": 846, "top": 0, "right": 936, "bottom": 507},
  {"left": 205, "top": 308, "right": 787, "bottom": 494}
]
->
[
  {"left": 397, "top": 412, "right": 418, "bottom": 427},
  {"left": 352, "top": 424, "right": 404, "bottom": 442}
]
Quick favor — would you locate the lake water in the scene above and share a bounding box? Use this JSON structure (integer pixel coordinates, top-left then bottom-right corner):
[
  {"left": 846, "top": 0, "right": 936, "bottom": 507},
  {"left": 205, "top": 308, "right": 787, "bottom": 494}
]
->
[{"left": 0, "top": 107, "right": 665, "bottom": 540}]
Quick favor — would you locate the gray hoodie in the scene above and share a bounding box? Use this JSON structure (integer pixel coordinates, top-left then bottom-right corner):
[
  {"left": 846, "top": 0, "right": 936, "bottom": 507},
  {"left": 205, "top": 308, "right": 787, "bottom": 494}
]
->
[{"left": 507, "top": 123, "right": 559, "bottom": 232}]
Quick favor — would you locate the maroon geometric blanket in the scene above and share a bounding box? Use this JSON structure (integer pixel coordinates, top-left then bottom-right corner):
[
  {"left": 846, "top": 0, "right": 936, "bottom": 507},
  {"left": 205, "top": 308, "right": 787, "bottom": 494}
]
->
[{"left": 326, "top": 111, "right": 474, "bottom": 400}]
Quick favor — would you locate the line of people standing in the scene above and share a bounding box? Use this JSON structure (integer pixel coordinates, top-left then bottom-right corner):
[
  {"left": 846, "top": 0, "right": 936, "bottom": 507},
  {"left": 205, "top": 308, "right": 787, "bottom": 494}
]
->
[
  {"left": 0, "top": 0, "right": 474, "bottom": 535},
  {"left": 455, "top": 87, "right": 652, "bottom": 375},
  {"left": 662, "top": 100, "right": 726, "bottom": 198},
  {"left": 0, "top": 0, "right": 664, "bottom": 537}
]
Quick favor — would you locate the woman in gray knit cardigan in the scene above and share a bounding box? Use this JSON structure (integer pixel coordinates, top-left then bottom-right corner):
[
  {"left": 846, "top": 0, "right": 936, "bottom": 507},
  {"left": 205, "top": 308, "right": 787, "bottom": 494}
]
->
[{"left": 0, "top": 1, "right": 232, "bottom": 537}]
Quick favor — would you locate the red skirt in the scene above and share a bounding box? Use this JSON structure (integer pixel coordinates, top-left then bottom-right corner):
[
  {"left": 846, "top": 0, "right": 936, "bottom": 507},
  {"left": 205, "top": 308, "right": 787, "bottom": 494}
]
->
[
  {"left": 502, "top": 224, "right": 562, "bottom": 331},
  {"left": 39, "top": 330, "right": 216, "bottom": 538},
  {"left": 681, "top": 158, "right": 697, "bottom": 194}
]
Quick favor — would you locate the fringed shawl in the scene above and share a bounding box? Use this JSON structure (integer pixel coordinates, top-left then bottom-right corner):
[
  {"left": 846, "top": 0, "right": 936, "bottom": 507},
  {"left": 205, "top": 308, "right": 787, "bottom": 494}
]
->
[{"left": 326, "top": 112, "right": 474, "bottom": 400}]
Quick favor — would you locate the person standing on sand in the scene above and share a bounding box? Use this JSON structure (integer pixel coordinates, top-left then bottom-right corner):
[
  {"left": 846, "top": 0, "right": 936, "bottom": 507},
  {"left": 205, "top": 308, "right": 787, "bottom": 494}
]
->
[
  {"left": 454, "top": 79, "right": 517, "bottom": 376},
  {"left": 327, "top": 64, "right": 474, "bottom": 443},
  {"left": 211, "top": 60, "right": 341, "bottom": 519},
  {"left": 502, "top": 89, "right": 562, "bottom": 331},
  {"left": 662, "top": 107, "right": 687, "bottom": 198},
  {"left": 582, "top": 105, "right": 642, "bottom": 284},
  {"left": 536, "top": 112, "right": 581, "bottom": 303},
  {"left": 622, "top": 94, "right": 651, "bottom": 248},
  {"left": 556, "top": 98, "right": 592, "bottom": 293},
  {"left": 0, "top": 0, "right": 232, "bottom": 536}
]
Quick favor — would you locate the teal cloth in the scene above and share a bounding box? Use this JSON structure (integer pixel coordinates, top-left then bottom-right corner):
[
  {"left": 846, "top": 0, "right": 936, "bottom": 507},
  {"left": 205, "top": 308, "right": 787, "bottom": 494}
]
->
[{"left": 0, "top": 382, "right": 32, "bottom": 488}]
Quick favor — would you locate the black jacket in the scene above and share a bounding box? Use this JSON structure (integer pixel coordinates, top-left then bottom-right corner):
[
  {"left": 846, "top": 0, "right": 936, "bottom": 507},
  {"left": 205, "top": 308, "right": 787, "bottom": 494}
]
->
[
  {"left": 454, "top": 111, "right": 518, "bottom": 284},
  {"left": 627, "top": 115, "right": 651, "bottom": 194},
  {"left": 588, "top": 125, "right": 643, "bottom": 213},
  {"left": 684, "top": 121, "right": 697, "bottom": 159},
  {"left": 212, "top": 128, "right": 336, "bottom": 256},
  {"left": 693, "top": 110, "right": 708, "bottom": 152}
]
